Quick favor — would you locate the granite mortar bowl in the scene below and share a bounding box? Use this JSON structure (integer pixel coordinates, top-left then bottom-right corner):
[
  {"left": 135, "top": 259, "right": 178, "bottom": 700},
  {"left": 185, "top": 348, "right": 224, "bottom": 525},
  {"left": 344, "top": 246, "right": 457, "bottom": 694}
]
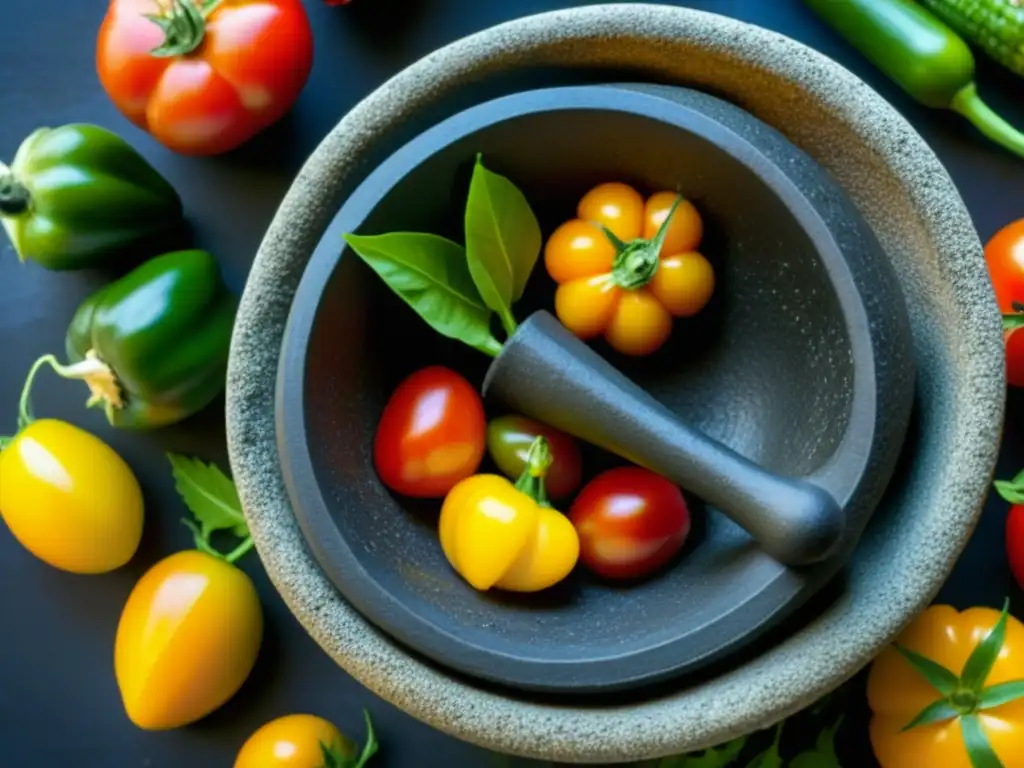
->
[
  {"left": 274, "top": 81, "right": 916, "bottom": 695},
  {"left": 226, "top": 4, "right": 1004, "bottom": 762}
]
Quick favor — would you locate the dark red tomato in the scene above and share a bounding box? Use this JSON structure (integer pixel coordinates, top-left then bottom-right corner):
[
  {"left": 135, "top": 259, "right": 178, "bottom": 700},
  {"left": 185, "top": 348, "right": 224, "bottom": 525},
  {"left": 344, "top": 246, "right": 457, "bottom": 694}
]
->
[
  {"left": 986, "top": 219, "right": 1024, "bottom": 386},
  {"left": 1008, "top": 505, "right": 1024, "bottom": 590},
  {"left": 486, "top": 415, "right": 583, "bottom": 499},
  {"left": 374, "top": 366, "right": 486, "bottom": 498},
  {"left": 569, "top": 467, "right": 690, "bottom": 580}
]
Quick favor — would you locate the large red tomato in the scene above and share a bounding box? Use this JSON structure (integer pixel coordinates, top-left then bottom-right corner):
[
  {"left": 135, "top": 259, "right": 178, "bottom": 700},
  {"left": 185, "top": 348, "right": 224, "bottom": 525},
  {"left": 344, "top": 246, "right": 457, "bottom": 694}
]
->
[
  {"left": 374, "top": 366, "right": 486, "bottom": 498},
  {"left": 569, "top": 467, "right": 690, "bottom": 580},
  {"left": 97, "top": 0, "right": 314, "bottom": 156},
  {"left": 985, "top": 219, "right": 1024, "bottom": 386}
]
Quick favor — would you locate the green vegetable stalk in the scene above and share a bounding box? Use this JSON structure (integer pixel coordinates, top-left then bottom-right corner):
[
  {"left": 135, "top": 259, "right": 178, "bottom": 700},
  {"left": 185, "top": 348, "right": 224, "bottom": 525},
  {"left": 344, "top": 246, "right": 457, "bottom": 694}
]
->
[
  {"left": 0, "top": 124, "right": 183, "bottom": 270},
  {"left": 919, "top": 0, "right": 1024, "bottom": 77},
  {"left": 804, "top": 0, "right": 1024, "bottom": 159},
  {"left": 22, "top": 249, "right": 236, "bottom": 428}
]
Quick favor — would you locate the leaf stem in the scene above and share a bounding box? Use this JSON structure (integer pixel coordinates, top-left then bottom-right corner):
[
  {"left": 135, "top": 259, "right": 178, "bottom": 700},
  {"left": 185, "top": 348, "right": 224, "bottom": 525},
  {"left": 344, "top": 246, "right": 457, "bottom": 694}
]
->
[{"left": 224, "top": 536, "right": 254, "bottom": 564}]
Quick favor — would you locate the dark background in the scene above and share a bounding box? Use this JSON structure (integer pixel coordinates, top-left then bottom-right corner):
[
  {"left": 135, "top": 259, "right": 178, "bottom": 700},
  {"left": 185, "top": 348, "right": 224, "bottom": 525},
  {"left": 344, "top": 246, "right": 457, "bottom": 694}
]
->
[{"left": 1, "top": 0, "right": 1021, "bottom": 766}]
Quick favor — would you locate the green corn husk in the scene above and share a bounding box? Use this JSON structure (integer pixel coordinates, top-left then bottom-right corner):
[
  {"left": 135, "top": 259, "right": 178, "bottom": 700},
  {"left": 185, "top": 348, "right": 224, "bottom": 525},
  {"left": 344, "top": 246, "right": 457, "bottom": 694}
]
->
[{"left": 919, "top": 0, "right": 1024, "bottom": 77}]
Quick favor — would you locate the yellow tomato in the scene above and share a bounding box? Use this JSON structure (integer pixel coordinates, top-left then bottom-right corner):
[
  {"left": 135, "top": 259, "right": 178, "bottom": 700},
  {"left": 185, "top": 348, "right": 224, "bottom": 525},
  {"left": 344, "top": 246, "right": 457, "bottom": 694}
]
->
[
  {"left": 235, "top": 714, "right": 352, "bottom": 768},
  {"left": 115, "top": 549, "right": 263, "bottom": 730},
  {"left": 868, "top": 605, "right": 1024, "bottom": 768},
  {"left": 439, "top": 473, "right": 578, "bottom": 592},
  {"left": 0, "top": 418, "right": 143, "bottom": 574}
]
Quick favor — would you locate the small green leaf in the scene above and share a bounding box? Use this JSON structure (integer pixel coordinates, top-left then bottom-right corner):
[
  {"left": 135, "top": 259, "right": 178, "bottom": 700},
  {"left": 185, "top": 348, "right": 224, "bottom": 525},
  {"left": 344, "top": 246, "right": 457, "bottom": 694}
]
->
[
  {"left": 344, "top": 232, "right": 502, "bottom": 357},
  {"left": 169, "top": 454, "right": 247, "bottom": 537},
  {"left": 746, "top": 723, "right": 783, "bottom": 768},
  {"left": 789, "top": 716, "right": 844, "bottom": 767},
  {"left": 994, "top": 479, "right": 1024, "bottom": 505},
  {"left": 978, "top": 680, "right": 1024, "bottom": 710},
  {"left": 658, "top": 735, "right": 746, "bottom": 767},
  {"left": 895, "top": 645, "right": 960, "bottom": 695},
  {"left": 961, "top": 600, "right": 1011, "bottom": 690},
  {"left": 464, "top": 154, "right": 541, "bottom": 311},
  {"left": 900, "top": 699, "right": 960, "bottom": 731},
  {"left": 960, "top": 714, "right": 1004, "bottom": 768}
]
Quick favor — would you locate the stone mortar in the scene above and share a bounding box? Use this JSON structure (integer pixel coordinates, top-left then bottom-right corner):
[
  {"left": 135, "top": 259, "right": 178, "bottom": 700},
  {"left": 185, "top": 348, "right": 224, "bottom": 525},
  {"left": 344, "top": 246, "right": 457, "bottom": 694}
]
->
[{"left": 225, "top": 4, "right": 1005, "bottom": 763}]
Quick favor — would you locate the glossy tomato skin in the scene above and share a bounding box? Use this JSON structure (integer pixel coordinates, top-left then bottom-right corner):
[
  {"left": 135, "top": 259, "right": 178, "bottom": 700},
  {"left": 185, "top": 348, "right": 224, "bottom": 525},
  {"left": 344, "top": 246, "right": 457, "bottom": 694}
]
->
[
  {"left": 97, "top": 0, "right": 314, "bottom": 156},
  {"left": 235, "top": 714, "right": 354, "bottom": 768},
  {"left": 569, "top": 467, "right": 690, "bottom": 580},
  {"left": 374, "top": 366, "right": 486, "bottom": 498},
  {"left": 986, "top": 219, "right": 1024, "bottom": 386},
  {"left": 486, "top": 415, "right": 583, "bottom": 499},
  {"left": 115, "top": 550, "right": 263, "bottom": 730},
  {"left": 0, "top": 419, "right": 143, "bottom": 574}
]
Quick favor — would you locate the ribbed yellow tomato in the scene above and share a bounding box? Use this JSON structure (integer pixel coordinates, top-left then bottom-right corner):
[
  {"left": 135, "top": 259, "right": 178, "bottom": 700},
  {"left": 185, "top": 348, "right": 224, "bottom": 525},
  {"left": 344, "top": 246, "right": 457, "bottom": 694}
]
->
[
  {"left": 115, "top": 550, "right": 263, "bottom": 730},
  {"left": 235, "top": 714, "right": 350, "bottom": 768},
  {"left": 0, "top": 418, "right": 143, "bottom": 573}
]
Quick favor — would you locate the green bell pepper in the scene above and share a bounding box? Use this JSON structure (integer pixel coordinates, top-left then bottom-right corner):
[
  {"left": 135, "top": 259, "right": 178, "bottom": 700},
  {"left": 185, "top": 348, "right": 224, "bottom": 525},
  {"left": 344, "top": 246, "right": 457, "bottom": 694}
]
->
[
  {"left": 31, "top": 249, "right": 237, "bottom": 429},
  {"left": 0, "top": 124, "right": 183, "bottom": 270},
  {"left": 804, "top": 0, "right": 1024, "bottom": 159}
]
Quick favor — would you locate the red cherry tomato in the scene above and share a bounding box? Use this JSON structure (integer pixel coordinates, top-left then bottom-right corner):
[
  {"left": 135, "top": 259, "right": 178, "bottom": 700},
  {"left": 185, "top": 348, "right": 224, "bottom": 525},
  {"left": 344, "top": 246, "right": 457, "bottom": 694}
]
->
[
  {"left": 985, "top": 219, "right": 1024, "bottom": 386},
  {"left": 374, "top": 366, "right": 486, "bottom": 498},
  {"left": 569, "top": 467, "right": 690, "bottom": 580},
  {"left": 1008, "top": 505, "right": 1024, "bottom": 590}
]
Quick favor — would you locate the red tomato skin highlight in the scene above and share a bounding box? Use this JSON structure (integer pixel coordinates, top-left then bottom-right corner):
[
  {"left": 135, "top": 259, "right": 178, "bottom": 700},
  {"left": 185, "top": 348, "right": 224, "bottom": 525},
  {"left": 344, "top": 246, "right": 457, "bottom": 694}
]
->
[
  {"left": 569, "top": 467, "right": 690, "bottom": 580},
  {"left": 373, "top": 366, "right": 486, "bottom": 499},
  {"left": 1008, "top": 505, "right": 1024, "bottom": 591}
]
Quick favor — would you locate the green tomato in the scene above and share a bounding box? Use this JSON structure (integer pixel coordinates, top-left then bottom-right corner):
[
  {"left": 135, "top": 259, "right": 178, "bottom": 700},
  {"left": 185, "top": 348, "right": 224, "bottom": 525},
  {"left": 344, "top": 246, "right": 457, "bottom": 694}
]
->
[{"left": 486, "top": 415, "right": 583, "bottom": 500}]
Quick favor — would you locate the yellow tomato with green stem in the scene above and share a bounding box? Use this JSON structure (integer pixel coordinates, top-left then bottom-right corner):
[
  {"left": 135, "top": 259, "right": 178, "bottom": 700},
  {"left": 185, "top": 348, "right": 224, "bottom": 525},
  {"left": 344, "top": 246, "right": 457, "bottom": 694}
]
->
[
  {"left": 868, "top": 601, "right": 1024, "bottom": 768},
  {"left": 115, "top": 454, "right": 263, "bottom": 730},
  {"left": 235, "top": 711, "right": 378, "bottom": 768},
  {"left": 0, "top": 355, "right": 143, "bottom": 573}
]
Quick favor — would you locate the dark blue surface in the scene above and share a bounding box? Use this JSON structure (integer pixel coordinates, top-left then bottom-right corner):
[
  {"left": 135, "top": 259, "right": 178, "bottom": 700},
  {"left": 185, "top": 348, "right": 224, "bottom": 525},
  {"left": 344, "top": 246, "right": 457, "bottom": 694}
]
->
[{"left": 0, "top": 1, "right": 1021, "bottom": 766}]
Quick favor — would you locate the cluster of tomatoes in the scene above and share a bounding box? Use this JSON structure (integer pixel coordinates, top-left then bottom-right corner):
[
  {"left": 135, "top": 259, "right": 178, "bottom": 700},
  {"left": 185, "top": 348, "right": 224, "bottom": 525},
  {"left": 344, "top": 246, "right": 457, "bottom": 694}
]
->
[{"left": 374, "top": 366, "right": 693, "bottom": 590}]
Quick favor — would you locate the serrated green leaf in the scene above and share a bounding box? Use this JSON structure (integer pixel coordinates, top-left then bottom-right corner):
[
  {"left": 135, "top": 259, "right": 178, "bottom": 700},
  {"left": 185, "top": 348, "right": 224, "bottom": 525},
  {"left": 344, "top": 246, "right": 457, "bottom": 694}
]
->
[
  {"left": 168, "top": 453, "right": 247, "bottom": 538},
  {"left": 978, "top": 680, "right": 1024, "bottom": 710},
  {"left": 961, "top": 600, "right": 1011, "bottom": 690},
  {"left": 464, "top": 154, "right": 541, "bottom": 309},
  {"left": 658, "top": 735, "right": 747, "bottom": 767},
  {"left": 960, "top": 714, "right": 1003, "bottom": 768},
  {"left": 344, "top": 232, "right": 502, "bottom": 357},
  {"left": 895, "top": 644, "right": 960, "bottom": 695}
]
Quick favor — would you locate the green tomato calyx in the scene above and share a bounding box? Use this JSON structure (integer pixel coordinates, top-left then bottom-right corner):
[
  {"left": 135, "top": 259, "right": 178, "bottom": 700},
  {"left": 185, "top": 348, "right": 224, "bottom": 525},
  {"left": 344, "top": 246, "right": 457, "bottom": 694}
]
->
[
  {"left": 0, "top": 162, "right": 30, "bottom": 217},
  {"left": 513, "top": 436, "right": 552, "bottom": 508},
  {"left": 146, "top": 0, "right": 224, "bottom": 58},
  {"left": 605, "top": 194, "right": 683, "bottom": 290},
  {"left": 896, "top": 599, "right": 1024, "bottom": 764}
]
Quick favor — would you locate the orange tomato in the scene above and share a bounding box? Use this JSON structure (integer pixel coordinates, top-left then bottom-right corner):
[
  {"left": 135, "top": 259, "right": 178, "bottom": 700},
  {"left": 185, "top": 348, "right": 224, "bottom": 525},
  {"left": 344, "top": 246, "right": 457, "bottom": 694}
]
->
[
  {"left": 545, "top": 183, "right": 714, "bottom": 356},
  {"left": 235, "top": 714, "right": 362, "bottom": 768},
  {"left": 867, "top": 605, "right": 1024, "bottom": 768},
  {"left": 115, "top": 550, "right": 263, "bottom": 730},
  {"left": 97, "top": 0, "right": 314, "bottom": 156}
]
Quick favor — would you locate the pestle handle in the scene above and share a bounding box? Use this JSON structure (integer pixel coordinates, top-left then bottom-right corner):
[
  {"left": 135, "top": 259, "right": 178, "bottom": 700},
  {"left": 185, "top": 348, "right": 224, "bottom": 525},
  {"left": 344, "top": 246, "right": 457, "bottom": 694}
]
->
[{"left": 483, "top": 312, "right": 844, "bottom": 566}]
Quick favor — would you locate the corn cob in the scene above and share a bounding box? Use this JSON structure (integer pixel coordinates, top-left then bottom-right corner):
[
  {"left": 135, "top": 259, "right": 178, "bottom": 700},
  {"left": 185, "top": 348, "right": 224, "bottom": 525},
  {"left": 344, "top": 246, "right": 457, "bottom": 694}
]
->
[{"left": 918, "top": 0, "right": 1024, "bottom": 76}]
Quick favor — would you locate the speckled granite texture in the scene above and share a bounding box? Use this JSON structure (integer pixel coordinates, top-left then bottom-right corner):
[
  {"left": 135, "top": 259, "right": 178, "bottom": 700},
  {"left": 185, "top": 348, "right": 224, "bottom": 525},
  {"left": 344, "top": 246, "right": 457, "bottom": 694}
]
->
[{"left": 225, "top": 4, "right": 1004, "bottom": 763}]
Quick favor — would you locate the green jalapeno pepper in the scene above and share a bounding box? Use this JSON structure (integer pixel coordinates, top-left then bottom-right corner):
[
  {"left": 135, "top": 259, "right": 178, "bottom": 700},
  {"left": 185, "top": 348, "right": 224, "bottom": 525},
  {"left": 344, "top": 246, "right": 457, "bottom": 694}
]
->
[
  {"left": 0, "top": 124, "right": 183, "bottom": 270},
  {"left": 804, "top": 0, "right": 1024, "bottom": 159},
  {"left": 20, "top": 250, "right": 236, "bottom": 429}
]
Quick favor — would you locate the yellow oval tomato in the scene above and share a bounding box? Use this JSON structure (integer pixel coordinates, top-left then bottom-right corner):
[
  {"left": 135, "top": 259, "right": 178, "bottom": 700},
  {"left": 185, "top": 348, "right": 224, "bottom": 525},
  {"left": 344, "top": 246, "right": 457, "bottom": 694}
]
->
[
  {"left": 0, "top": 418, "right": 143, "bottom": 574},
  {"left": 115, "top": 549, "right": 263, "bottom": 730},
  {"left": 868, "top": 605, "right": 1024, "bottom": 768},
  {"left": 235, "top": 714, "right": 351, "bottom": 768}
]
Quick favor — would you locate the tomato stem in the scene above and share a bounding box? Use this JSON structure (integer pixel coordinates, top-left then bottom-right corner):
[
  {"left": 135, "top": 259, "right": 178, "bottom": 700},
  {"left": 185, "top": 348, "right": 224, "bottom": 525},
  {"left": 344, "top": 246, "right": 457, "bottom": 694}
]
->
[
  {"left": 0, "top": 162, "right": 30, "bottom": 217},
  {"left": 607, "top": 194, "right": 684, "bottom": 291},
  {"left": 146, "top": 0, "right": 219, "bottom": 58},
  {"left": 224, "top": 536, "right": 254, "bottom": 564},
  {"left": 513, "top": 436, "right": 552, "bottom": 507}
]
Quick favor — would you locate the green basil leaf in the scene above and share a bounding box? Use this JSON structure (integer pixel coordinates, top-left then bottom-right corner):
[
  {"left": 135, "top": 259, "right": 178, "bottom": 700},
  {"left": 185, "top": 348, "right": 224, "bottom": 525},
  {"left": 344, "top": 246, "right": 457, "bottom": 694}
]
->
[
  {"left": 658, "top": 735, "right": 746, "bottom": 767},
  {"left": 344, "top": 232, "right": 502, "bottom": 357},
  {"left": 895, "top": 644, "right": 960, "bottom": 695},
  {"left": 465, "top": 155, "right": 541, "bottom": 319},
  {"left": 960, "top": 714, "right": 1005, "bottom": 768},
  {"left": 961, "top": 600, "right": 1011, "bottom": 690},
  {"left": 978, "top": 680, "right": 1024, "bottom": 710},
  {"left": 900, "top": 699, "right": 960, "bottom": 731}
]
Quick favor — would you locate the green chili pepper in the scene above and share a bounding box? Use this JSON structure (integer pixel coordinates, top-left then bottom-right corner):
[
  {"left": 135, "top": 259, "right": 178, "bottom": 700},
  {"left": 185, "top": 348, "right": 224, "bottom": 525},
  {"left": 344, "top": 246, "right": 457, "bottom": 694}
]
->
[
  {"left": 0, "top": 124, "right": 183, "bottom": 270},
  {"left": 804, "top": 0, "right": 1024, "bottom": 159},
  {"left": 22, "top": 250, "right": 236, "bottom": 429}
]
